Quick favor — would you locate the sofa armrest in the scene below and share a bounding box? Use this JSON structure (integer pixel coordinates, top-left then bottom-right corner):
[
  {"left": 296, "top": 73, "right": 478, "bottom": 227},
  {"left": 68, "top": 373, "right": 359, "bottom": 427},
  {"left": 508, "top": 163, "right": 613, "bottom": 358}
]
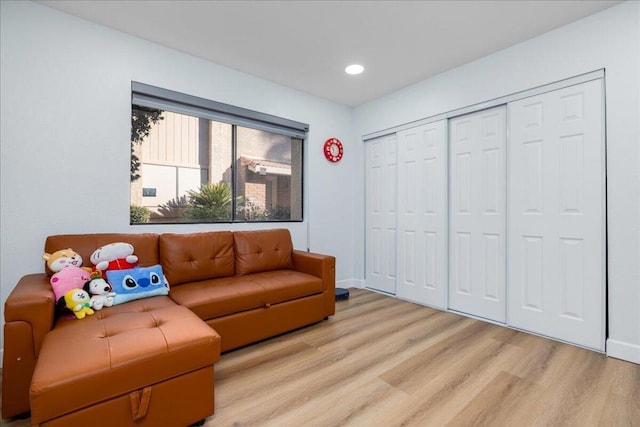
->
[
  {"left": 2, "top": 273, "right": 56, "bottom": 418},
  {"left": 4, "top": 274, "right": 56, "bottom": 356},
  {"left": 292, "top": 250, "right": 336, "bottom": 317}
]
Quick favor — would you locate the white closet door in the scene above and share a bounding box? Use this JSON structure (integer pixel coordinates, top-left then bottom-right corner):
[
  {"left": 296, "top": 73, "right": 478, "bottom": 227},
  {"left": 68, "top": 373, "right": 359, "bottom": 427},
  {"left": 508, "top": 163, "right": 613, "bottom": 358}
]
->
[
  {"left": 365, "top": 134, "right": 397, "bottom": 294},
  {"left": 508, "top": 79, "right": 605, "bottom": 350},
  {"left": 396, "top": 120, "right": 447, "bottom": 308},
  {"left": 449, "top": 106, "right": 507, "bottom": 322}
]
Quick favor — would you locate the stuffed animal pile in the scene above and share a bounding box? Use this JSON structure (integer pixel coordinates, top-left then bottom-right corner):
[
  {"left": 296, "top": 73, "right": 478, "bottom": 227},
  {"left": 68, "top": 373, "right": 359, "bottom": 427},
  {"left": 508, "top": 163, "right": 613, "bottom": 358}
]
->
[{"left": 44, "top": 243, "right": 169, "bottom": 319}]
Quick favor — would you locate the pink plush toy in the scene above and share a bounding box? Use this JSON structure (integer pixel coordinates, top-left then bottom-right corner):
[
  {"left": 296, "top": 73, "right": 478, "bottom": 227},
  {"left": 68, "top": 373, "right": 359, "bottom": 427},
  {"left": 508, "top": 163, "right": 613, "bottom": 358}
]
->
[
  {"left": 90, "top": 242, "right": 139, "bottom": 276},
  {"left": 50, "top": 266, "right": 93, "bottom": 304}
]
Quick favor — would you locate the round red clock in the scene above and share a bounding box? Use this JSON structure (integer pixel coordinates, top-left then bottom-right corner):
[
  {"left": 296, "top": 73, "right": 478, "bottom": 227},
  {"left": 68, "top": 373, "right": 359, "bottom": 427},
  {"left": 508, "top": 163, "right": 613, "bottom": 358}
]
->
[{"left": 324, "top": 138, "right": 343, "bottom": 162}]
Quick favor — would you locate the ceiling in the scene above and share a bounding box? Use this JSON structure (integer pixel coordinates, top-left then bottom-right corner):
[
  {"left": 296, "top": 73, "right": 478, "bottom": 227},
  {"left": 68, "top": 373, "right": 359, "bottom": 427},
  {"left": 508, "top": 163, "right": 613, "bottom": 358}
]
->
[{"left": 38, "top": 0, "right": 621, "bottom": 107}]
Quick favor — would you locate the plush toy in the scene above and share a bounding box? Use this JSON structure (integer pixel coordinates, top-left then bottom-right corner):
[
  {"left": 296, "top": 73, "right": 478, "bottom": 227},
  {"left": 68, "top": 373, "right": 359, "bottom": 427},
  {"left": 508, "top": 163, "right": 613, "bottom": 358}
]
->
[
  {"left": 57, "top": 288, "right": 94, "bottom": 319},
  {"left": 106, "top": 264, "right": 169, "bottom": 305},
  {"left": 42, "top": 248, "right": 92, "bottom": 273},
  {"left": 90, "top": 242, "right": 139, "bottom": 275},
  {"left": 50, "top": 266, "right": 93, "bottom": 304},
  {"left": 83, "top": 277, "right": 116, "bottom": 310}
]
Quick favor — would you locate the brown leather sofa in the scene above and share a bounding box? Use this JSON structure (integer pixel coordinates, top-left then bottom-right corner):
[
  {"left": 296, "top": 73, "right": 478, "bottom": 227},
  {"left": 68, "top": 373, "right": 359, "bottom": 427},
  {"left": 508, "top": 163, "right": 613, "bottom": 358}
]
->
[{"left": 2, "top": 229, "right": 336, "bottom": 425}]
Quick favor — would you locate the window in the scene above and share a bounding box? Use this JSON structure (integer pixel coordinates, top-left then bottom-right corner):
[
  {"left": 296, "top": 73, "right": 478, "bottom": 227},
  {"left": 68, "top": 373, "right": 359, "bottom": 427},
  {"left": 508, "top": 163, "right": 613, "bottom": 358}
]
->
[
  {"left": 142, "top": 188, "right": 157, "bottom": 197},
  {"left": 130, "top": 83, "right": 306, "bottom": 224}
]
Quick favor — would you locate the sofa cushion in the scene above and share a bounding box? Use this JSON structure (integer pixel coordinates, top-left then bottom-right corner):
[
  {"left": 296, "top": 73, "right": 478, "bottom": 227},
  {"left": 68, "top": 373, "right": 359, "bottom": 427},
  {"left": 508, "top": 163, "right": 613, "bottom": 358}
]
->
[
  {"left": 250, "top": 270, "right": 324, "bottom": 305},
  {"left": 44, "top": 233, "right": 159, "bottom": 275},
  {"left": 54, "top": 295, "right": 178, "bottom": 327},
  {"left": 160, "top": 231, "right": 235, "bottom": 286},
  {"left": 234, "top": 229, "right": 294, "bottom": 275},
  {"left": 169, "top": 271, "right": 322, "bottom": 321},
  {"left": 31, "top": 298, "right": 220, "bottom": 424},
  {"left": 169, "top": 277, "right": 266, "bottom": 320}
]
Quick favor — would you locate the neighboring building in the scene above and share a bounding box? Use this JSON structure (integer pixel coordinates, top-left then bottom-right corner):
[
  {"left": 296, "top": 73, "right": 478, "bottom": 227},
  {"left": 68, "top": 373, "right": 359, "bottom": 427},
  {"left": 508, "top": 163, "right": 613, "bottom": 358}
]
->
[{"left": 131, "top": 111, "right": 301, "bottom": 222}]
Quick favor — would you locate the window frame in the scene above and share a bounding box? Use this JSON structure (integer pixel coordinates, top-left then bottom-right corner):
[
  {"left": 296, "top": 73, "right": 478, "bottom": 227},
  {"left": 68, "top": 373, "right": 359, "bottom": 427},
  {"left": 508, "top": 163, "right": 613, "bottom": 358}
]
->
[{"left": 130, "top": 82, "right": 307, "bottom": 224}]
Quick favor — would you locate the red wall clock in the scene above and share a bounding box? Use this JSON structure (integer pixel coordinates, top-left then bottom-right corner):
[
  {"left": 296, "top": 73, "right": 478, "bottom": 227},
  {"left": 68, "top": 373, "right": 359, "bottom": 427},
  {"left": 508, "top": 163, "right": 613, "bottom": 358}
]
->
[{"left": 324, "top": 138, "right": 343, "bottom": 162}]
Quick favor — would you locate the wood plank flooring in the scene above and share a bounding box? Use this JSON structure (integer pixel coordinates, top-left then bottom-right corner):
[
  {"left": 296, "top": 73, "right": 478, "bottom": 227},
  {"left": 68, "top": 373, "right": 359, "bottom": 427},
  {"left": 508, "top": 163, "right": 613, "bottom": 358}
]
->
[{"left": 2, "top": 289, "right": 639, "bottom": 426}]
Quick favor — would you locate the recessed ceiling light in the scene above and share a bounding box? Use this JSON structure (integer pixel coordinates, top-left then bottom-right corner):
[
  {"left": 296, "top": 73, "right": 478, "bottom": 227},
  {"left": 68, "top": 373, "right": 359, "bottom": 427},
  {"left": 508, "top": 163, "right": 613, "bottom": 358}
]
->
[{"left": 345, "top": 64, "right": 364, "bottom": 75}]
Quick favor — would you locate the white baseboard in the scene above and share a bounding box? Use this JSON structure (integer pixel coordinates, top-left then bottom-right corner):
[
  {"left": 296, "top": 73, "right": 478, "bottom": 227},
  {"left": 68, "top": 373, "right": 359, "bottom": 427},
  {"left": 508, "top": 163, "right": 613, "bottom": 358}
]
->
[
  {"left": 336, "top": 279, "right": 365, "bottom": 289},
  {"left": 606, "top": 339, "right": 640, "bottom": 364}
]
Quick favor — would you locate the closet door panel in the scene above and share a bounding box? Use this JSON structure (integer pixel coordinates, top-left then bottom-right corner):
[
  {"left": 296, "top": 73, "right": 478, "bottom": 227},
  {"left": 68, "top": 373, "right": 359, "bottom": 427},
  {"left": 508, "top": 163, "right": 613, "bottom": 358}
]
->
[
  {"left": 365, "top": 135, "right": 397, "bottom": 294},
  {"left": 397, "top": 120, "right": 447, "bottom": 308},
  {"left": 448, "top": 106, "right": 507, "bottom": 323},
  {"left": 508, "top": 79, "right": 605, "bottom": 350}
]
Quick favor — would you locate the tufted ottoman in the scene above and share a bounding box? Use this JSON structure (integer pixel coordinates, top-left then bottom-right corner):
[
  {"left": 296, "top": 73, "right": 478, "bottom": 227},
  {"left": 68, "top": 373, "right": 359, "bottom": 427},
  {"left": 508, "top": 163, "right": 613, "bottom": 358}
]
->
[{"left": 29, "top": 297, "right": 220, "bottom": 427}]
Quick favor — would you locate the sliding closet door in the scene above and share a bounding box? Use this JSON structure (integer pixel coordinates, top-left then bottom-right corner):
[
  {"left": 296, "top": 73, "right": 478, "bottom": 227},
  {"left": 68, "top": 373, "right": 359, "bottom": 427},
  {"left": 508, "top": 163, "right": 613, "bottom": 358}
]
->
[
  {"left": 508, "top": 79, "right": 605, "bottom": 350},
  {"left": 449, "top": 106, "right": 507, "bottom": 322},
  {"left": 365, "top": 134, "right": 398, "bottom": 294},
  {"left": 396, "top": 121, "right": 447, "bottom": 308}
]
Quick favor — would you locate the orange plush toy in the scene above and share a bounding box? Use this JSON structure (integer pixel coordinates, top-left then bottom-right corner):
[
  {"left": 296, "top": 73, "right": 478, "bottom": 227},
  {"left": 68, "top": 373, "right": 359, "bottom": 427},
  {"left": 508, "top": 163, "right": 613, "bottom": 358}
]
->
[{"left": 42, "top": 248, "right": 92, "bottom": 273}]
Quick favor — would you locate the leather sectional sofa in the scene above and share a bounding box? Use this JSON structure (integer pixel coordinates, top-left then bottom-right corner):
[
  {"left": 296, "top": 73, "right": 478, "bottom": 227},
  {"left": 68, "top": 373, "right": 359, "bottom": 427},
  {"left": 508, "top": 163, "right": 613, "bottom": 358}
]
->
[{"left": 2, "top": 229, "right": 336, "bottom": 425}]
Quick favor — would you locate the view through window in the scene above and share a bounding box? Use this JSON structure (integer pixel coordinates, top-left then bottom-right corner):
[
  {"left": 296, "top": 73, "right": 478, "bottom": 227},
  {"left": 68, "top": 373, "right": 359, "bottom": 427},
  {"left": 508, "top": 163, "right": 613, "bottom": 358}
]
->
[{"left": 130, "top": 105, "right": 303, "bottom": 224}]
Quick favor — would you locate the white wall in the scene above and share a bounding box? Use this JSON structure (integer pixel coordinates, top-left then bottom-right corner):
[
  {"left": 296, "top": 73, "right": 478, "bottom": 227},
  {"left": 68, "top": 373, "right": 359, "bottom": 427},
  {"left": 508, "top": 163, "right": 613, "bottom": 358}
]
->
[
  {"left": 354, "top": 1, "right": 640, "bottom": 363},
  {"left": 0, "top": 1, "right": 355, "bottom": 355}
]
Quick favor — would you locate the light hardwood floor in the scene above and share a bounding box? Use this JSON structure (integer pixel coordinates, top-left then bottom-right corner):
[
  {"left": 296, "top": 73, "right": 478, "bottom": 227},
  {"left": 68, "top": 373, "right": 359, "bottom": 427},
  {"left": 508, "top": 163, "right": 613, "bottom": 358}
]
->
[{"left": 3, "top": 289, "right": 639, "bottom": 426}]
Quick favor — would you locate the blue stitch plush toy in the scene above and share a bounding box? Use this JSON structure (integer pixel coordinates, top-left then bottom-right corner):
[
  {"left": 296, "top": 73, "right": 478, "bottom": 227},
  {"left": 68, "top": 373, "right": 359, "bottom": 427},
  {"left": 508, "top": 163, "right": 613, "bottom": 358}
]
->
[{"left": 105, "top": 264, "right": 169, "bottom": 305}]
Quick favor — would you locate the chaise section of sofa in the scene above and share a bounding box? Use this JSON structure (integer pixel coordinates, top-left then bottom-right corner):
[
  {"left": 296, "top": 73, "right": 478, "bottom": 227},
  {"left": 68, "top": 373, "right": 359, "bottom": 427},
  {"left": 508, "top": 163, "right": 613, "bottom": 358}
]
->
[
  {"left": 30, "top": 298, "right": 220, "bottom": 426},
  {"left": 2, "top": 233, "right": 160, "bottom": 419}
]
